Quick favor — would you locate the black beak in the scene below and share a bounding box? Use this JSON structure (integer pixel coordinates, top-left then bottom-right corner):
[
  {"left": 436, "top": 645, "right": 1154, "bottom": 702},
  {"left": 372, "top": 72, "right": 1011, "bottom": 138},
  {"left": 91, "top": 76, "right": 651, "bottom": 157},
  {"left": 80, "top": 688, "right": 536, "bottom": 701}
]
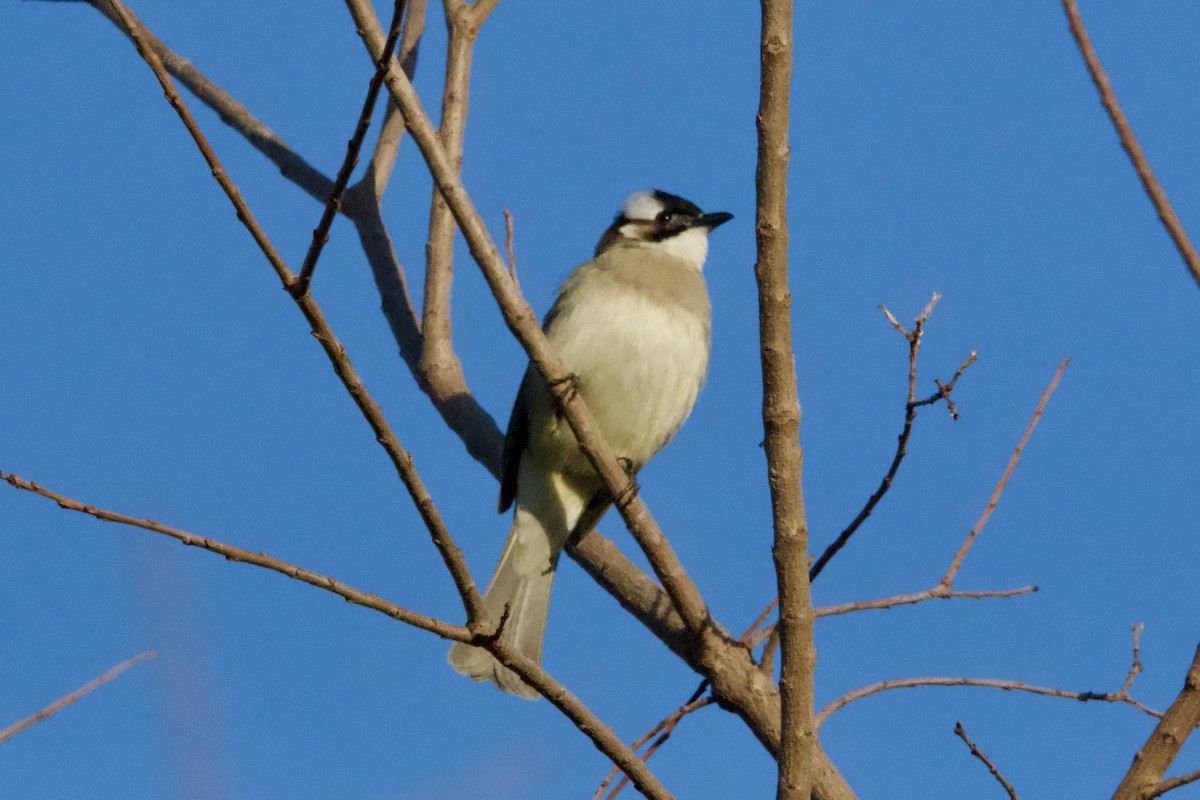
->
[{"left": 697, "top": 211, "right": 734, "bottom": 230}]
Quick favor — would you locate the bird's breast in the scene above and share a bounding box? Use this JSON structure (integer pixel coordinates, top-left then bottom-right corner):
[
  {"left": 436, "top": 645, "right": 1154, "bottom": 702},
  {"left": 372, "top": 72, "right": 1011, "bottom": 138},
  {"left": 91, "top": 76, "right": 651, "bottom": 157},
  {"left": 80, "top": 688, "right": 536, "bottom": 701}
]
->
[{"left": 548, "top": 283, "right": 710, "bottom": 469}]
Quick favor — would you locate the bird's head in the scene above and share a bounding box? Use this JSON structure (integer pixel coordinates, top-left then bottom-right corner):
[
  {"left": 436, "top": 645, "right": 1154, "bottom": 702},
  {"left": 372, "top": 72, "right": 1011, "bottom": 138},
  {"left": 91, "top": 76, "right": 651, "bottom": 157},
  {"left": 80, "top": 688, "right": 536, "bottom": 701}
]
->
[{"left": 595, "top": 189, "right": 733, "bottom": 269}]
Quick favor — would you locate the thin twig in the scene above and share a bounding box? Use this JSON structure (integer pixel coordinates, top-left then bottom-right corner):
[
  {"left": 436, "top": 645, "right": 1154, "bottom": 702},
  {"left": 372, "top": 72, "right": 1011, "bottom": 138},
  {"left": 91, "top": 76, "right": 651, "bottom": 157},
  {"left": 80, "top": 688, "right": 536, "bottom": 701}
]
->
[
  {"left": 954, "top": 721, "right": 1020, "bottom": 800},
  {"left": 813, "top": 585, "right": 1038, "bottom": 619},
  {"left": 942, "top": 358, "right": 1069, "bottom": 587},
  {"left": 593, "top": 689, "right": 714, "bottom": 800},
  {"left": 1060, "top": 0, "right": 1200, "bottom": 290},
  {"left": 817, "top": 674, "right": 1160, "bottom": 729},
  {"left": 809, "top": 297, "right": 975, "bottom": 582},
  {"left": 0, "top": 471, "right": 470, "bottom": 641},
  {"left": 292, "top": 0, "right": 409, "bottom": 296},
  {"left": 0, "top": 651, "right": 157, "bottom": 743},
  {"left": 95, "top": 0, "right": 484, "bottom": 624},
  {"left": 820, "top": 624, "right": 1159, "bottom": 728}
]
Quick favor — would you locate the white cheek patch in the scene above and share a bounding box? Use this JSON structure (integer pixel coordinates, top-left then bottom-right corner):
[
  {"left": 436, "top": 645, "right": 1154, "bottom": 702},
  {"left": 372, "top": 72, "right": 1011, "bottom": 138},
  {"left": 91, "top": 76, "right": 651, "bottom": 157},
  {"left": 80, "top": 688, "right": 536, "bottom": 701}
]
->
[
  {"left": 656, "top": 227, "right": 710, "bottom": 270},
  {"left": 620, "top": 190, "right": 664, "bottom": 221}
]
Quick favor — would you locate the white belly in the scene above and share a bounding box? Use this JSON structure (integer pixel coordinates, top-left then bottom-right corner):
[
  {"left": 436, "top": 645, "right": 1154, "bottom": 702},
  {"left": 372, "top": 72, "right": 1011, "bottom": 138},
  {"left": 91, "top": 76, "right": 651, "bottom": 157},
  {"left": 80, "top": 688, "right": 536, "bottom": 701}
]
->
[{"left": 550, "top": 287, "right": 709, "bottom": 469}]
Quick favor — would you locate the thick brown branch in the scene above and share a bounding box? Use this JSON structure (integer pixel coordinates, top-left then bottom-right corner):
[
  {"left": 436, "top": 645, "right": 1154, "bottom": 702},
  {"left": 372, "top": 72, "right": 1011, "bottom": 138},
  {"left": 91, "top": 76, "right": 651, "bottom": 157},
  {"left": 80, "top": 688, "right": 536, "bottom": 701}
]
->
[
  {"left": 95, "top": 0, "right": 484, "bottom": 624},
  {"left": 0, "top": 472, "right": 469, "bottom": 640},
  {"left": 954, "top": 721, "right": 1020, "bottom": 800},
  {"left": 1113, "top": 644, "right": 1200, "bottom": 800},
  {"left": 755, "top": 0, "right": 814, "bottom": 797},
  {"left": 0, "top": 651, "right": 157, "bottom": 743},
  {"left": 1060, "top": 0, "right": 1200, "bottom": 290}
]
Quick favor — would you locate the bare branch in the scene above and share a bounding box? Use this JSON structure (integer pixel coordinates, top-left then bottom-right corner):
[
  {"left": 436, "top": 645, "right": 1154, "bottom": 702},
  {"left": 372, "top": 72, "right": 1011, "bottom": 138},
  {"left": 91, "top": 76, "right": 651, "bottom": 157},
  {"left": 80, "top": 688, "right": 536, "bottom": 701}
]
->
[
  {"left": 809, "top": 298, "right": 975, "bottom": 582},
  {"left": 594, "top": 692, "right": 715, "bottom": 800},
  {"left": 477, "top": 641, "right": 674, "bottom": 800},
  {"left": 42, "top": 0, "right": 336, "bottom": 203},
  {"left": 0, "top": 471, "right": 470, "bottom": 640},
  {"left": 357, "top": 0, "right": 428, "bottom": 200},
  {"left": 954, "top": 721, "right": 1020, "bottom": 800},
  {"left": 0, "top": 651, "right": 157, "bottom": 743},
  {"left": 754, "top": 0, "right": 814, "bottom": 796},
  {"left": 1148, "top": 769, "right": 1200, "bottom": 799},
  {"left": 942, "top": 358, "right": 1069, "bottom": 587},
  {"left": 817, "top": 673, "right": 1160, "bottom": 729},
  {"left": 292, "top": 0, "right": 409, "bottom": 296},
  {"left": 813, "top": 585, "right": 1038, "bottom": 620},
  {"left": 1059, "top": 0, "right": 1200, "bottom": 290},
  {"left": 1113, "top": 643, "right": 1200, "bottom": 800},
  {"left": 419, "top": 0, "right": 492, "bottom": 421},
  {"left": 92, "top": 0, "right": 484, "bottom": 623}
]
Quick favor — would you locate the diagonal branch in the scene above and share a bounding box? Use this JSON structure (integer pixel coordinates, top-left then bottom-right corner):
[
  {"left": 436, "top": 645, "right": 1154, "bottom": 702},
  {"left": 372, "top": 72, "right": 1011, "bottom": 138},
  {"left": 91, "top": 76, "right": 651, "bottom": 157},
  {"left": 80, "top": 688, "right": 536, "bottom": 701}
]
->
[
  {"left": 93, "top": 0, "right": 484, "bottom": 624},
  {"left": 0, "top": 471, "right": 468, "bottom": 639},
  {"left": 292, "top": 0, "right": 409, "bottom": 296},
  {"left": 1059, "top": 0, "right": 1200, "bottom": 290},
  {"left": 44, "top": 0, "right": 336, "bottom": 203},
  {"left": 942, "top": 358, "right": 1068, "bottom": 587},
  {"left": 954, "top": 721, "right": 1020, "bottom": 800},
  {"left": 0, "top": 651, "right": 157, "bottom": 743},
  {"left": 3, "top": 472, "right": 672, "bottom": 799}
]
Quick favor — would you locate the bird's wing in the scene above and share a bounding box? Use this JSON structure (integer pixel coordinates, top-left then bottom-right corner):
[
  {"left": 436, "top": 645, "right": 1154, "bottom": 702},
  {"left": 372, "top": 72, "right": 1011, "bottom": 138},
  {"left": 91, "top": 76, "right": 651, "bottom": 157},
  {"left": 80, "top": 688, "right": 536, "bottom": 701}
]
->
[{"left": 498, "top": 366, "right": 534, "bottom": 513}]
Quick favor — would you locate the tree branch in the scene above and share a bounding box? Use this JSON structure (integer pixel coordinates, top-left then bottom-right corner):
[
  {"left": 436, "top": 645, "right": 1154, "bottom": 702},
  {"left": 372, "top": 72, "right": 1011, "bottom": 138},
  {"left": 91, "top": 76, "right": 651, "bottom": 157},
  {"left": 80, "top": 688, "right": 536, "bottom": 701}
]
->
[
  {"left": 93, "top": 0, "right": 484, "bottom": 625},
  {"left": 954, "top": 721, "right": 1020, "bottom": 800},
  {"left": 809, "top": 295, "right": 976, "bottom": 582},
  {"left": 1059, "top": 0, "right": 1200, "bottom": 290},
  {"left": 0, "top": 471, "right": 469, "bottom": 640},
  {"left": 755, "top": 0, "right": 814, "bottom": 796},
  {"left": 292, "top": 0, "right": 409, "bottom": 296},
  {"left": 418, "top": 0, "right": 499, "bottom": 430},
  {"left": 942, "top": 358, "right": 1068, "bottom": 587},
  {"left": 1113, "top": 643, "right": 1200, "bottom": 800},
  {"left": 0, "top": 651, "right": 157, "bottom": 743}
]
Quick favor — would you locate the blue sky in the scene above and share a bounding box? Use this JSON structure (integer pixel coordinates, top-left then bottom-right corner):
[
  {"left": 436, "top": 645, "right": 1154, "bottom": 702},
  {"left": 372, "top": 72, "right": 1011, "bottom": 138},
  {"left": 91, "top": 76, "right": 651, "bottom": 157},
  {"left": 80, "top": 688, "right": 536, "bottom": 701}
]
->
[{"left": 2, "top": 1, "right": 1198, "bottom": 798}]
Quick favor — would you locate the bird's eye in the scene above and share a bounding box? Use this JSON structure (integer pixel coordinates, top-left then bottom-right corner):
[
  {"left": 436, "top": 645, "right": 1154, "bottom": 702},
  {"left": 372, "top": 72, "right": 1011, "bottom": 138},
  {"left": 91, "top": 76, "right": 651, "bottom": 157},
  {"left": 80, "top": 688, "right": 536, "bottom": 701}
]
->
[{"left": 655, "top": 211, "right": 675, "bottom": 224}]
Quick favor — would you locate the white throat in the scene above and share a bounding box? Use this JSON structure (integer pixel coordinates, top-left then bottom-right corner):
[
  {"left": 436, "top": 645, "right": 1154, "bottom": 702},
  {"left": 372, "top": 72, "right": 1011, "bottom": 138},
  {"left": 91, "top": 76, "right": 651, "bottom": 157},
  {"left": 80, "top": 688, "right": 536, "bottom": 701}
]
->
[{"left": 619, "top": 225, "right": 710, "bottom": 270}]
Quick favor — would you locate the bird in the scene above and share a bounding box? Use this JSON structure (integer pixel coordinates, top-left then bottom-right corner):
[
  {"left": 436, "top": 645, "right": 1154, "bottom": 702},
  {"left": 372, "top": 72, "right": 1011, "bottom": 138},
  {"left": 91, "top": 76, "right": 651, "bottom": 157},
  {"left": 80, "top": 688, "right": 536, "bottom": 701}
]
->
[{"left": 448, "top": 189, "right": 732, "bottom": 698}]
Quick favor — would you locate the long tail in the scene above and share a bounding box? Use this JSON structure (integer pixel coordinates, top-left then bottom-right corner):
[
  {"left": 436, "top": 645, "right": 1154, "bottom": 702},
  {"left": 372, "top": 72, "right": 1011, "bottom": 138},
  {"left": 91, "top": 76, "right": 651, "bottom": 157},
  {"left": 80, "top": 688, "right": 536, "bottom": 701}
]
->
[{"left": 449, "top": 468, "right": 587, "bottom": 699}]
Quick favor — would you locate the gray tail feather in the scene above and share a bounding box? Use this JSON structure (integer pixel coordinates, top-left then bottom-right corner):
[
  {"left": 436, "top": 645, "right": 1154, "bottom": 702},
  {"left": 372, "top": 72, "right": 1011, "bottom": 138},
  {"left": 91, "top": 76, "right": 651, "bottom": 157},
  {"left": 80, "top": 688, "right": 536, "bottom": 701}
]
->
[{"left": 448, "top": 528, "right": 556, "bottom": 701}]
